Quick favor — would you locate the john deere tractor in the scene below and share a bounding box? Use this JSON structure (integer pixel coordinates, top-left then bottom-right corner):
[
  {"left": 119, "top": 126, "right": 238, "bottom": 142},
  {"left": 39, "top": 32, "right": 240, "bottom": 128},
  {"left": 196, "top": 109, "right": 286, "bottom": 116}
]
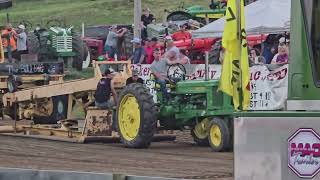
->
[
  {"left": 166, "top": 0, "right": 227, "bottom": 25},
  {"left": 116, "top": 64, "right": 234, "bottom": 152},
  {"left": 28, "top": 26, "right": 89, "bottom": 71}
]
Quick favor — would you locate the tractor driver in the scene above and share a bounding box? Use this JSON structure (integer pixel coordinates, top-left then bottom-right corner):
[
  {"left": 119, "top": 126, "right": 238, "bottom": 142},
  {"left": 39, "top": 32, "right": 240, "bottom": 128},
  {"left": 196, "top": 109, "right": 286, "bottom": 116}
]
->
[
  {"left": 151, "top": 48, "right": 178, "bottom": 101},
  {"left": 95, "top": 68, "right": 118, "bottom": 109}
]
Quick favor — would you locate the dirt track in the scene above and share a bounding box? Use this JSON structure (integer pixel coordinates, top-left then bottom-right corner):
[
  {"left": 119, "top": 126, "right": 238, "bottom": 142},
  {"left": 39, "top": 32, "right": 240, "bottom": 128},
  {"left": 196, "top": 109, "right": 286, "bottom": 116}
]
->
[{"left": 0, "top": 121, "right": 233, "bottom": 180}]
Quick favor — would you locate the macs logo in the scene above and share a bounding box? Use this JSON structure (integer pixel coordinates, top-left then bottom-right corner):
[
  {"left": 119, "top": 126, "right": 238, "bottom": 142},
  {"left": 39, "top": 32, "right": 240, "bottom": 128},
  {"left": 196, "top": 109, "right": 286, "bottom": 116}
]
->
[{"left": 288, "top": 128, "right": 320, "bottom": 178}]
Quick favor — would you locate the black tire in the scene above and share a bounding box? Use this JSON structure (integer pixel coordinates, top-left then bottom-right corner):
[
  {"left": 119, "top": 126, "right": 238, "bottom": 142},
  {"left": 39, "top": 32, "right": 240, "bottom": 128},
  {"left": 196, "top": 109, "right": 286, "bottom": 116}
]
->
[
  {"left": 208, "top": 117, "right": 231, "bottom": 152},
  {"left": 27, "top": 32, "right": 52, "bottom": 61},
  {"left": 33, "top": 95, "right": 68, "bottom": 124},
  {"left": 191, "top": 129, "right": 209, "bottom": 147},
  {"left": 167, "top": 11, "right": 193, "bottom": 22},
  {"left": 116, "top": 83, "right": 157, "bottom": 148},
  {"left": 72, "top": 34, "right": 87, "bottom": 71}
]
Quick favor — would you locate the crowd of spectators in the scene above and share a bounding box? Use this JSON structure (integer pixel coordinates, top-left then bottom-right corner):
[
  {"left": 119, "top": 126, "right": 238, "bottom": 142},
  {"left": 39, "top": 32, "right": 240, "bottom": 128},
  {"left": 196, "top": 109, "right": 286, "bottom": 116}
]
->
[
  {"left": 250, "top": 34, "right": 290, "bottom": 66},
  {"left": 104, "top": 7, "right": 193, "bottom": 66}
]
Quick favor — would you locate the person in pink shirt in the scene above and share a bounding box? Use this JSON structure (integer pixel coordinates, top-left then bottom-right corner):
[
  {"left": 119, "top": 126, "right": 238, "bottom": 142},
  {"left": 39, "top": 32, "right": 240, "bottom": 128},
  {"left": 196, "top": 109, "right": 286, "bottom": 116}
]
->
[{"left": 144, "top": 38, "right": 155, "bottom": 64}]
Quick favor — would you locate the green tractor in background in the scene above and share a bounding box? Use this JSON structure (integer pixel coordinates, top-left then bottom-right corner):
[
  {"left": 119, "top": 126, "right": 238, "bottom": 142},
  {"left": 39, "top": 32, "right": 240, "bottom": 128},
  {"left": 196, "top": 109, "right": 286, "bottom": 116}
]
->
[
  {"left": 116, "top": 64, "right": 234, "bottom": 152},
  {"left": 166, "top": 0, "right": 227, "bottom": 25},
  {"left": 27, "top": 24, "right": 89, "bottom": 71}
]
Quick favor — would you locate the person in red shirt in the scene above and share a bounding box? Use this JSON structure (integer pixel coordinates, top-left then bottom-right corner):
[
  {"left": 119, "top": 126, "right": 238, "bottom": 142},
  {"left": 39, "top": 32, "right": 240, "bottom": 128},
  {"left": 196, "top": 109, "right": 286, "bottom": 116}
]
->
[
  {"left": 144, "top": 38, "right": 154, "bottom": 64},
  {"left": 143, "top": 37, "right": 160, "bottom": 64},
  {"left": 172, "top": 23, "right": 192, "bottom": 41}
]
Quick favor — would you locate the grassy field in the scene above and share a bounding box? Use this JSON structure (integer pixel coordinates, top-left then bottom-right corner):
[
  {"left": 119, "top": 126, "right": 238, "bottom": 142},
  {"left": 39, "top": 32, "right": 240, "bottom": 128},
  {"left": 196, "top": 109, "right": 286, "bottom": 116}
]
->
[{"left": 0, "top": 0, "right": 209, "bottom": 30}]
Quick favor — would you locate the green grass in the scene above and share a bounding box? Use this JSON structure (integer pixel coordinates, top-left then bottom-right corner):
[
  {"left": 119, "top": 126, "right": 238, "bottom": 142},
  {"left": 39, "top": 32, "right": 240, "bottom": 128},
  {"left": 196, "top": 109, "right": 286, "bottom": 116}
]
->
[{"left": 0, "top": 0, "right": 209, "bottom": 30}]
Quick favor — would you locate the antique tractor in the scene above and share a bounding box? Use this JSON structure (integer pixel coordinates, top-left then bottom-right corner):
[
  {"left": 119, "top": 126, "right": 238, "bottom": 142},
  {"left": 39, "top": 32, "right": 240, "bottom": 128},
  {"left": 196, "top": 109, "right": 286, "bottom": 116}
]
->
[
  {"left": 166, "top": 0, "right": 227, "bottom": 25},
  {"left": 27, "top": 26, "right": 89, "bottom": 71},
  {"left": 116, "top": 63, "right": 234, "bottom": 152}
]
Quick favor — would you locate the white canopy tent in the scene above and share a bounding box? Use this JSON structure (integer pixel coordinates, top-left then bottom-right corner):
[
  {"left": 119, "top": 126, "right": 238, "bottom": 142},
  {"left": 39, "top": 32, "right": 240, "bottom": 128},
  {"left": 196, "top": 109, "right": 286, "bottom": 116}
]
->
[{"left": 192, "top": 0, "right": 291, "bottom": 38}]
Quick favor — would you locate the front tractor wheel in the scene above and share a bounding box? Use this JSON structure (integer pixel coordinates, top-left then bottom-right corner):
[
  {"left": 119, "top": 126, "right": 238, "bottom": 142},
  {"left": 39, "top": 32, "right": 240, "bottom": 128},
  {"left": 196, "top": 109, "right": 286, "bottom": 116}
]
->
[
  {"left": 208, "top": 118, "right": 231, "bottom": 152},
  {"left": 191, "top": 118, "right": 210, "bottom": 146},
  {"left": 117, "top": 83, "right": 157, "bottom": 148}
]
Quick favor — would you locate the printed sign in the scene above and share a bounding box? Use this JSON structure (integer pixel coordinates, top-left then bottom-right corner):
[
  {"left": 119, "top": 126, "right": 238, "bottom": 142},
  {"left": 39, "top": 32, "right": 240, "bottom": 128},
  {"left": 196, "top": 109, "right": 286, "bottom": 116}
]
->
[
  {"left": 249, "top": 64, "right": 288, "bottom": 110},
  {"left": 131, "top": 64, "right": 288, "bottom": 110},
  {"left": 288, "top": 128, "right": 320, "bottom": 178},
  {"left": 0, "top": 62, "right": 64, "bottom": 75}
]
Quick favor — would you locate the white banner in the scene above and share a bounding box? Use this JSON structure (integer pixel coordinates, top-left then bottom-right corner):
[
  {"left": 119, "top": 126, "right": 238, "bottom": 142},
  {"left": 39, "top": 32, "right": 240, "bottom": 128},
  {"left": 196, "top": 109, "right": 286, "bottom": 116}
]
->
[{"left": 131, "top": 64, "right": 288, "bottom": 111}]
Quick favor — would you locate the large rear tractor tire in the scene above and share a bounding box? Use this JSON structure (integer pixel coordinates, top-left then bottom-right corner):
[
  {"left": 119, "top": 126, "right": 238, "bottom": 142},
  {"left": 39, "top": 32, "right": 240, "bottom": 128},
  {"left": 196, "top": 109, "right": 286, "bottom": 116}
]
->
[
  {"left": 33, "top": 95, "right": 68, "bottom": 124},
  {"left": 27, "top": 32, "right": 53, "bottom": 61},
  {"left": 116, "top": 83, "right": 157, "bottom": 148},
  {"left": 72, "top": 34, "right": 89, "bottom": 71},
  {"left": 191, "top": 118, "right": 210, "bottom": 146},
  {"left": 208, "top": 117, "right": 232, "bottom": 152},
  {"left": 167, "top": 11, "right": 193, "bottom": 22}
]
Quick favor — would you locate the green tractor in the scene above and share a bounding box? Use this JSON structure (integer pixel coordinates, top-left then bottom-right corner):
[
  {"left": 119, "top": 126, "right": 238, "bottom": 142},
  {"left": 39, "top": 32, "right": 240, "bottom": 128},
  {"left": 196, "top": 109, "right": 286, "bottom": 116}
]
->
[
  {"left": 166, "top": 0, "right": 227, "bottom": 25},
  {"left": 27, "top": 25, "right": 89, "bottom": 71},
  {"left": 116, "top": 64, "right": 234, "bottom": 151}
]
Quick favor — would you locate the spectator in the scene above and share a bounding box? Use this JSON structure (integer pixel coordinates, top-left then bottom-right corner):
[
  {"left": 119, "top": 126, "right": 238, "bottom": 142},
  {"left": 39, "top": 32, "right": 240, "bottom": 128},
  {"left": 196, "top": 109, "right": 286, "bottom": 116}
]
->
[
  {"left": 144, "top": 38, "right": 155, "bottom": 64},
  {"left": 151, "top": 37, "right": 160, "bottom": 48},
  {"left": 164, "top": 36, "right": 180, "bottom": 60},
  {"left": 271, "top": 43, "right": 289, "bottom": 65},
  {"left": 1, "top": 23, "right": 17, "bottom": 61},
  {"left": 15, "top": 24, "right": 28, "bottom": 61},
  {"left": 261, "top": 34, "right": 278, "bottom": 64},
  {"left": 104, "top": 25, "right": 127, "bottom": 60},
  {"left": 129, "top": 38, "right": 146, "bottom": 64},
  {"left": 179, "top": 49, "right": 190, "bottom": 64},
  {"left": 126, "top": 69, "right": 144, "bottom": 85},
  {"left": 95, "top": 68, "right": 118, "bottom": 109},
  {"left": 151, "top": 48, "right": 169, "bottom": 101},
  {"left": 249, "top": 48, "right": 264, "bottom": 65},
  {"left": 172, "top": 23, "right": 192, "bottom": 41},
  {"left": 209, "top": 40, "right": 222, "bottom": 64},
  {"left": 141, "top": 7, "right": 155, "bottom": 40}
]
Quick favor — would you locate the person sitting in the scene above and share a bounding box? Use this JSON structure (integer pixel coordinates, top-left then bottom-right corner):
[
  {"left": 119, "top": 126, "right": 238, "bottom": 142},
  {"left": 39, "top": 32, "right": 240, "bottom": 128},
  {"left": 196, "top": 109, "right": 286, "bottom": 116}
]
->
[
  {"left": 271, "top": 42, "right": 289, "bottom": 65},
  {"left": 141, "top": 7, "right": 155, "bottom": 40},
  {"left": 171, "top": 23, "right": 192, "bottom": 41},
  {"left": 151, "top": 48, "right": 170, "bottom": 101},
  {"left": 95, "top": 68, "right": 118, "bottom": 109},
  {"left": 144, "top": 38, "right": 155, "bottom": 64},
  {"left": 249, "top": 48, "right": 264, "bottom": 65},
  {"left": 164, "top": 36, "right": 180, "bottom": 60},
  {"left": 126, "top": 69, "right": 144, "bottom": 85},
  {"left": 129, "top": 38, "right": 146, "bottom": 64},
  {"left": 179, "top": 49, "right": 191, "bottom": 64}
]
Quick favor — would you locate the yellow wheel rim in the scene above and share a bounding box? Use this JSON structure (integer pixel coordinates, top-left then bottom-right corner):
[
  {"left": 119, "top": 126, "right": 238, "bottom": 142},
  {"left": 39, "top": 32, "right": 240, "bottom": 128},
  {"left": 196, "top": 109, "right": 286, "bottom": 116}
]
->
[
  {"left": 210, "top": 124, "right": 222, "bottom": 147},
  {"left": 193, "top": 118, "right": 210, "bottom": 139},
  {"left": 118, "top": 94, "right": 140, "bottom": 141}
]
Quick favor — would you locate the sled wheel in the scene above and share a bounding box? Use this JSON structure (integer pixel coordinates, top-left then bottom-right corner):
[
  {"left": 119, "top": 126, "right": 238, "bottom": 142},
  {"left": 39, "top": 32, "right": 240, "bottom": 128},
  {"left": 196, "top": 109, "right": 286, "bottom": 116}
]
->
[
  {"left": 117, "top": 83, "right": 157, "bottom": 148},
  {"left": 33, "top": 95, "right": 68, "bottom": 124}
]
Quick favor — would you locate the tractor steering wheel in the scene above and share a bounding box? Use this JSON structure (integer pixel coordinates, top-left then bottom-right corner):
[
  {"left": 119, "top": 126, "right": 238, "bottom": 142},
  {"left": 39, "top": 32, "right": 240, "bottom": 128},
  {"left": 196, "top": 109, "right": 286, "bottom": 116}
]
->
[{"left": 167, "top": 63, "right": 186, "bottom": 83}]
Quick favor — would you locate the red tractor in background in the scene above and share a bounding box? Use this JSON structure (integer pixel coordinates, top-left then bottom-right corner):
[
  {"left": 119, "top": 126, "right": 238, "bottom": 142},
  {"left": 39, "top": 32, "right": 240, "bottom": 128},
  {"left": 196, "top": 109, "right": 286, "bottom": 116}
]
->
[
  {"left": 83, "top": 25, "right": 133, "bottom": 64},
  {"left": 157, "top": 34, "right": 267, "bottom": 64}
]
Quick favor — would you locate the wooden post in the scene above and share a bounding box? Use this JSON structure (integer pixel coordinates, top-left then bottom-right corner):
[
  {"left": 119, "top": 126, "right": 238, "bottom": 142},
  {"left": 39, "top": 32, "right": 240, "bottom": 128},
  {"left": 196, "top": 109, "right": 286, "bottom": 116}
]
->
[{"left": 134, "top": 0, "right": 141, "bottom": 39}]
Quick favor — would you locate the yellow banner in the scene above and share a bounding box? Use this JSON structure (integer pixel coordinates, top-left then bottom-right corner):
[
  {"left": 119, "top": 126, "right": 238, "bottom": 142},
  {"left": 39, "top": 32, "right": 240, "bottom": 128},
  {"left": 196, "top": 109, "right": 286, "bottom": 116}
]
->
[{"left": 218, "top": 0, "right": 250, "bottom": 111}]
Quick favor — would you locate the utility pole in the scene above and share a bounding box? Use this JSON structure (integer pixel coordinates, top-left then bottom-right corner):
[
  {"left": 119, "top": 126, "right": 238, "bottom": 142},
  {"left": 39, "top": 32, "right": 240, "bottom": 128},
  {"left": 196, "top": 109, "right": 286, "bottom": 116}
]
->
[{"left": 134, "top": 0, "right": 141, "bottom": 39}]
